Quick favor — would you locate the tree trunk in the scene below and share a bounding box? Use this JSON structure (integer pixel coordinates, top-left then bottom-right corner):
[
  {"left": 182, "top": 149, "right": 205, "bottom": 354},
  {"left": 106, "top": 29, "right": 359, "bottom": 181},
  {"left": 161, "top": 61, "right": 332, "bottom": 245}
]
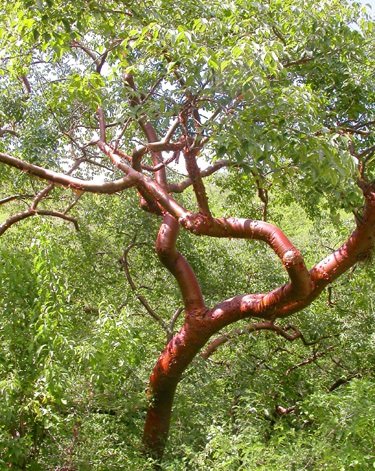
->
[{"left": 143, "top": 318, "right": 212, "bottom": 462}]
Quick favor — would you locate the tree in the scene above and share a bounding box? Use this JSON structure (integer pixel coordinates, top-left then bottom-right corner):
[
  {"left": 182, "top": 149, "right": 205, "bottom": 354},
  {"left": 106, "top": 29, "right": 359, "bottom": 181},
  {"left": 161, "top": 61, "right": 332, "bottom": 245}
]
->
[{"left": 0, "top": 0, "right": 374, "bottom": 464}]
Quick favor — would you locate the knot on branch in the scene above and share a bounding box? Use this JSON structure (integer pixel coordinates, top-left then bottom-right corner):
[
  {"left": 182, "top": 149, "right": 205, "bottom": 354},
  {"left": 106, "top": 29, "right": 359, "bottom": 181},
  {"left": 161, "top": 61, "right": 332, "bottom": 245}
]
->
[
  {"left": 282, "top": 249, "right": 303, "bottom": 268},
  {"left": 314, "top": 266, "right": 331, "bottom": 282},
  {"left": 179, "top": 212, "right": 212, "bottom": 235}
]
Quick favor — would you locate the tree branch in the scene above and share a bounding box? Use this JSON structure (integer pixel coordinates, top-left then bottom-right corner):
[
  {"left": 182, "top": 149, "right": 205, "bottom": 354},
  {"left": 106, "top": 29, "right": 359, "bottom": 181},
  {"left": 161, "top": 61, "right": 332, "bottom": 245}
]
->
[
  {"left": 285, "top": 346, "right": 334, "bottom": 375},
  {"left": 0, "top": 152, "right": 135, "bottom": 194},
  {"left": 0, "top": 194, "right": 35, "bottom": 205},
  {"left": 201, "top": 321, "right": 315, "bottom": 359},
  {"left": 36, "top": 210, "right": 79, "bottom": 230},
  {"left": 96, "top": 107, "right": 107, "bottom": 142},
  {"left": 156, "top": 214, "right": 206, "bottom": 314},
  {"left": 71, "top": 39, "right": 122, "bottom": 74},
  {"left": 19, "top": 75, "right": 31, "bottom": 94},
  {"left": 168, "top": 159, "right": 235, "bottom": 193},
  {"left": 0, "top": 206, "right": 79, "bottom": 236},
  {"left": 96, "top": 141, "right": 187, "bottom": 217},
  {"left": 119, "top": 242, "right": 170, "bottom": 334},
  {"left": 201, "top": 321, "right": 281, "bottom": 359},
  {"left": 202, "top": 321, "right": 334, "bottom": 359},
  {"left": 0, "top": 164, "right": 82, "bottom": 235},
  {"left": 328, "top": 373, "right": 360, "bottom": 392},
  {"left": 123, "top": 73, "right": 169, "bottom": 188},
  {"left": 0, "top": 127, "right": 19, "bottom": 138},
  {"left": 168, "top": 307, "right": 183, "bottom": 339},
  {"left": 283, "top": 55, "right": 314, "bottom": 68},
  {"left": 179, "top": 213, "right": 312, "bottom": 303},
  {"left": 183, "top": 146, "right": 212, "bottom": 216}
]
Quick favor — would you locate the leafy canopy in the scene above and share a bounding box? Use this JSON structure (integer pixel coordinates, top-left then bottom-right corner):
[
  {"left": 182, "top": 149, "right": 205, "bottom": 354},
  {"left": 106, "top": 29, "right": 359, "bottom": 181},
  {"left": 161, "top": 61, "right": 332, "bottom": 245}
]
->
[{"left": 0, "top": 0, "right": 374, "bottom": 217}]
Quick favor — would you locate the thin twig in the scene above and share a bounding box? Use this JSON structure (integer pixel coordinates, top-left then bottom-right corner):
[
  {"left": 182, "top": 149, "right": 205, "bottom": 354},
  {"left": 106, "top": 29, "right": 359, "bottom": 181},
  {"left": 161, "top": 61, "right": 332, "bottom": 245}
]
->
[
  {"left": 0, "top": 127, "right": 19, "bottom": 138},
  {"left": 96, "top": 107, "right": 107, "bottom": 142},
  {"left": 0, "top": 160, "right": 84, "bottom": 236},
  {"left": 167, "top": 307, "right": 184, "bottom": 341},
  {"left": 119, "top": 242, "right": 170, "bottom": 334},
  {"left": 285, "top": 346, "right": 335, "bottom": 375},
  {"left": 0, "top": 194, "right": 35, "bottom": 205}
]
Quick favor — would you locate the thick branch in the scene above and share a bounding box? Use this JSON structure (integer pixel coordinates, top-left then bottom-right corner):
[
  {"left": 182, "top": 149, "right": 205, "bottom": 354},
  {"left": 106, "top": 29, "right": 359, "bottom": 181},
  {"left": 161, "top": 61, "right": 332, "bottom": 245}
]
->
[
  {"left": 183, "top": 148, "right": 212, "bottom": 216},
  {"left": 156, "top": 214, "right": 205, "bottom": 313},
  {"left": 179, "top": 213, "right": 312, "bottom": 305},
  {"left": 206, "top": 186, "right": 375, "bottom": 325},
  {"left": 97, "top": 141, "right": 186, "bottom": 216},
  {"left": 177, "top": 186, "right": 375, "bottom": 326},
  {"left": 190, "top": 185, "right": 375, "bottom": 340},
  {"left": 142, "top": 186, "right": 375, "bottom": 463},
  {"left": 123, "top": 73, "right": 168, "bottom": 188},
  {"left": 144, "top": 215, "right": 207, "bottom": 458},
  {"left": 0, "top": 152, "right": 135, "bottom": 193}
]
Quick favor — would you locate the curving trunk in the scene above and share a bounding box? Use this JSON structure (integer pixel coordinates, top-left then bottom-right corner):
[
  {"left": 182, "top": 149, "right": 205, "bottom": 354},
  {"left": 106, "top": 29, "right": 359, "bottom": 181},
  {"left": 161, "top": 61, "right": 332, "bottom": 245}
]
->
[{"left": 142, "top": 320, "right": 212, "bottom": 461}]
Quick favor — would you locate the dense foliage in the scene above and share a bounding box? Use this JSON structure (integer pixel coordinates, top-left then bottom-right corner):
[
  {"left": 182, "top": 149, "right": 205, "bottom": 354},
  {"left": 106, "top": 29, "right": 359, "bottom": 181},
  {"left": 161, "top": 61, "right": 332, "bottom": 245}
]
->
[{"left": 1, "top": 0, "right": 375, "bottom": 469}]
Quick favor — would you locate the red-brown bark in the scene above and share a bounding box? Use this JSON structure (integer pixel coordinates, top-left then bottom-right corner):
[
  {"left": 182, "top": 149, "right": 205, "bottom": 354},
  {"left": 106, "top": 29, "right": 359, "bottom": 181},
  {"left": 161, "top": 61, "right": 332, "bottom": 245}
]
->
[
  {"left": 0, "top": 151, "right": 135, "bottom": 193},
  {"left": 141, "top": 184, "right": 375, "bottom": 462},
  {"left": 143, "top": 319, "right": 212, "bottom": 460},
  {"left": 183, "top": 147, "right": 212, "bottom": 217}
]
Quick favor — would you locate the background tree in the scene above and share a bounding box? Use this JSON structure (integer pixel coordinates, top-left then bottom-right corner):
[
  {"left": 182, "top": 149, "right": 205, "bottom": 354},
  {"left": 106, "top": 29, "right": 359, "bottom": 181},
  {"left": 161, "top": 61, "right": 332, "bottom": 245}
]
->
[{"left": 0, "top": 0, "right": 374, "bottom": 467}]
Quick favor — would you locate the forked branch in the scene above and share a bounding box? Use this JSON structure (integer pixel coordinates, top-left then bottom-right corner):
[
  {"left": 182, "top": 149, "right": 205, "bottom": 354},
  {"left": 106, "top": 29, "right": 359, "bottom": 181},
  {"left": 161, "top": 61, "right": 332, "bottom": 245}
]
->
[{"left": 0, "top": 163, "right": 83, "bottom": 235}]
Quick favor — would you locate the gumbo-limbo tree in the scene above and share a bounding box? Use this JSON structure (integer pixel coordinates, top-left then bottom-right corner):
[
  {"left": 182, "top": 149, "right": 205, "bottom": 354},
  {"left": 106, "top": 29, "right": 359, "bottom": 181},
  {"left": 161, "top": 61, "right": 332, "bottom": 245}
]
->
[{"left": 0, "top": 0, "right": 374, "bottom": 463}]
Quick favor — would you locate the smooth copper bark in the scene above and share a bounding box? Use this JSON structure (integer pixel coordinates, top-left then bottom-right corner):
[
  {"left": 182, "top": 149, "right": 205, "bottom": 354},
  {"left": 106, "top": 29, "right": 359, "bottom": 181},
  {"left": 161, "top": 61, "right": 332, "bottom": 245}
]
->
[
  {"left": 143, "top": 213, "right": 207, "bottom": 459},
  {"left": 143, "top": 186, "right": 375, "bottom": 462},
  {"left": 156, "top": 214, "right": 205, "bottom": 313},
  {"left": 179, "top": 213, "right": 312, "bottom": 300},
  {"left": 0, "top": 152, "right": 135, "bottom": 194},
  {"left": 183, "top": 148, "right": 212, "bottom": 216},
  {"left": 143, "top": 320, "right": 212, "bottom": 461}
]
